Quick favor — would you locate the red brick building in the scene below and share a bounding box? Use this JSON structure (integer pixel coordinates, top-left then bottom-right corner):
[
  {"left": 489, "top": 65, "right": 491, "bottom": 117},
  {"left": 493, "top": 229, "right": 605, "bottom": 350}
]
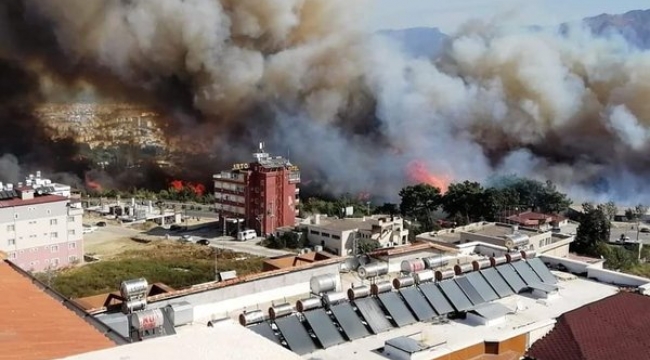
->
[{"left": 213, "top": 143, "right": 300, "bottom": 236}]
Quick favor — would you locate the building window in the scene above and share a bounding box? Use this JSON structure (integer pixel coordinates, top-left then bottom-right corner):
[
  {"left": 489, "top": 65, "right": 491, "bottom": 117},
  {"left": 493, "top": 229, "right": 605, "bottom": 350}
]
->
[
  {"left": 67, "top": 216, "right": 75, "bottom": 222},
  {"left": 68, "top": 242, "right": 76, "bottom": 250},
  {"left": 9, "top": 252, "right": 16, "bottom": 260},
  {"left": 14, "top": 214, "right": 18, "bottom": 219},
  {"left": 6, "top": 224, "right": 14, "bottom": 231},
  {"left": 50, "top": 219, "right": 58, "bottom": 225},
  {"left": 7, "top": 239, "right": 15, "bottom": 246},
  {"left": 310, "top": 230, "right": 320, "bottom": 235},
  {"left": 51, "top": 245, "right": 59, "bottom": 253},
  {"left": 52, "top": 258, "right": 59, "bottom": 267},
  {"left": 332, "top": 235, "right": 341, "bottom": 240},
  {"left": 50, "top": 232, "right": 58, "bottom": 238},
  {"left": 68, "top": 255, "right": 78, "bottom": 263},
  {"left": 322, "top": 233, "right": 331, "bottom": 238},
  {"left": 68, "top": 230, "right": 76, "bottom": 236},
  {"left": 539, "top": 240, "right": 544, "bottom": 248}
]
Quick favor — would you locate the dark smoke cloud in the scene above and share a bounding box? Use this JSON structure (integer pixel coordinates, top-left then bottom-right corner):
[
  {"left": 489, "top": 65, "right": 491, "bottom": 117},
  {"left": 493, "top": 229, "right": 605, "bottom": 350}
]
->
[{"left": 1, "top": 0, "right": 650, "bottom": 205}]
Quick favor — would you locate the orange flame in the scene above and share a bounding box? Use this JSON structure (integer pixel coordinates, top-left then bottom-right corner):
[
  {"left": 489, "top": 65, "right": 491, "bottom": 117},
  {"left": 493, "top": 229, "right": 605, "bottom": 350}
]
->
[
  {"left": 406, "top": 160, "right": 451, "bottom": 193},
  {"left": 169, "top": 180, "right": 206, "bottom": 196},
  {"left": 84, "top": 174, "right": 103, "bottom": 192}
]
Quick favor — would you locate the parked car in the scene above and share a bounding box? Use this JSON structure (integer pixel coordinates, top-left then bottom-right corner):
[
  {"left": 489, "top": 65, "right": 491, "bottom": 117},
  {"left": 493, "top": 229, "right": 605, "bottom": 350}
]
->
[
  {"left": 170, "top": 224, "right": 187, "bottom": 231},
  {"left": 236, "top": 229, "right": 257, "bottom": 241},
  {"left": 641, "top": 228, "right": 650, "bottom": 233},
  {"left": 196, "top": 239, "right": 211, "bottom": 246},
  {"left": 96, "top": 221, "right": 107, "bottom": 227}
]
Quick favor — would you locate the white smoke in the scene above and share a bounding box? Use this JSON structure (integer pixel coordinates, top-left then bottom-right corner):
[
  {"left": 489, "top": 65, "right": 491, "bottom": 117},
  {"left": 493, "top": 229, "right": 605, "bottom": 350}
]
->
[{"left": 17, "top": 1, "right": 650, "bottom": 204}]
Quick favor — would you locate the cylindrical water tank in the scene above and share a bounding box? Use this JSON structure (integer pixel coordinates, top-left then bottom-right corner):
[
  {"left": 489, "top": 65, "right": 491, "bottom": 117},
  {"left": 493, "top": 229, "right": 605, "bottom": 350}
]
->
[
  {"left": 454, "top": 263, "right": 473, "bottom": 275},
  {"left": 371, "top": 281, "right": 393, "bottom": 295},
  {"left": 323, "top": 291, "right": 347, "bottom": 306},
  {"left": 414, "top": 270, "right": 435, "bottom": 284},
  {"left": 489, "top": 256, "right": 507, "bottom": 267},
  {"left": 238, "top": 310, "right": 265, "bottom": 326},
  {"left": 423, "top": 256, "right": 452, "bottom": 269},
  {"left": 268, "top": 303, "right": 294, "bottom": 320},
  {"left": 521, "top": 249, "right": 537, "bottom": 259},
  {"left": 435, "top": 269, "right": 455, "bottom": 281},
  {"left": 296, "top": 297, "right": 323, "bottom": 312},
  {"left": 130, "top": 309, "right": 164, "bottom": 331},
  {"left": 347, "top": 285, "right": 371, "bottom": 301},
  {"left": 392, "top": 275, "right": 415, "bottom": 289},
  {"left": 401, "top": 259, "right": 426, "bottom": 273},
  {"left": 506, "top": 252, "right": 522, "bottom": 263},
  {"left": 472, "top": 259, "right": 492, "bottom": 271},
  {"left": 310, "top": 274, "right": 338, "bottom": 294},
  {"left": 120, "top": 278, "right": 148, "bottom": 300},
  {"left": 358, "top": 262, "right": 389, "bottom": 279},
  {"left": 121, "top": 299, "right": 147, "bottom": 314}
]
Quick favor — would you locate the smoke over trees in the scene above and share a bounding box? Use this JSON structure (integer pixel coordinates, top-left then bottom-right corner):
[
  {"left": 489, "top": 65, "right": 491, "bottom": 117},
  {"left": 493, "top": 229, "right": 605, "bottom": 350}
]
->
[{"left": 0, "top": 1, "right": 649, "bottom": 203}]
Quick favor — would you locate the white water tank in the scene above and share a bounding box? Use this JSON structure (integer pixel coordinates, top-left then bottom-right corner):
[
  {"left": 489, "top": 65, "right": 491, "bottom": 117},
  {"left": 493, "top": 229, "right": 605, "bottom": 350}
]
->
[
  {"left": 358, "top": 262, "right": 389, "bottom": 278},
  {"left": 401, "top": 259, "right": 426, "bottom": 273},
  {"left": 310, "top": 274, "right": 338, "bottom": 294}
]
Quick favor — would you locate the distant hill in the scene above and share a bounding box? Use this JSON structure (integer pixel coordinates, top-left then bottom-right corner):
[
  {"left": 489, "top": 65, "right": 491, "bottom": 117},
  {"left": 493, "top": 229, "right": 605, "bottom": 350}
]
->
[
  {"left": 581, "top": 9, "right": 650, "bottom": 49},
  {"left": 375, "top": 27, "right": 448, "bottom": 59},
  {"left": 378, "top": 9, "right": 650, "bottom": 58}
]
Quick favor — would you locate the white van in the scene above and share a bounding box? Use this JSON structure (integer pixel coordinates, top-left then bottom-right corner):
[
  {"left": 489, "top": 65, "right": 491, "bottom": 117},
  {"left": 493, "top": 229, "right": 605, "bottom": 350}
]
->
[{"left": 236, "top": 229, "right": 257, "bottom": 241}]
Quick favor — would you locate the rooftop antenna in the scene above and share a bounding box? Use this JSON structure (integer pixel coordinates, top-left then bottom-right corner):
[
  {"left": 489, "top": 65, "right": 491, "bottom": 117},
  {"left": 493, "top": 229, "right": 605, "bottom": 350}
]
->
[{"left": 253, "top": 141, "right": 269, "bottom": 162}]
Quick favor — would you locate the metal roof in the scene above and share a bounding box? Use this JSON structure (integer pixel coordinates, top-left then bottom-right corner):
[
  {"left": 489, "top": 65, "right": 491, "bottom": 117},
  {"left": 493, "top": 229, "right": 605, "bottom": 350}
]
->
[{"left": 385, "top": 336, "right": 427, "bottom": 353}]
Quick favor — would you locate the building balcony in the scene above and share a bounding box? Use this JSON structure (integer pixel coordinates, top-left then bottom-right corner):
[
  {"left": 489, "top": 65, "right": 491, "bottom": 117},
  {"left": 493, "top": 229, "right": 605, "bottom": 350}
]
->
[{"left": 213, "top": 171, "right": 245, "bottom": 182}]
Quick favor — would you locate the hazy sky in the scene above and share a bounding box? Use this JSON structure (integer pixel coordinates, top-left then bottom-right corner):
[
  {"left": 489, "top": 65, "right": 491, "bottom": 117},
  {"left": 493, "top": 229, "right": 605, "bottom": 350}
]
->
[{"left": 371, "top": 0, "right": 649, "bottom": 32}]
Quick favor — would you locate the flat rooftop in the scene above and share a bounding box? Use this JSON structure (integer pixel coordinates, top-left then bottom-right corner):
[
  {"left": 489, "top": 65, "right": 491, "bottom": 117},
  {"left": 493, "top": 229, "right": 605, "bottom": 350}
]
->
[
  {"left": 467, "top": 224, "right": 541, "bottom": 238},
  {"left": 304, "top": 215, "right": 402, "bottom": 233},
  {"left": 303, "top": 276, "right": 618, "bottom": 360},
  {"left": 62, "top": 320, "right": 303, "bottom": 360}
]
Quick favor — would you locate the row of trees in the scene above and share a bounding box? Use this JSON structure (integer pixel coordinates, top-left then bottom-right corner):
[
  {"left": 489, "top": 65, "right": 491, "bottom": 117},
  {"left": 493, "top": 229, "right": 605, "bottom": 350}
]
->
[
  {"left": 397, "top": 177, "right": 572, "bottom": 231},
  {"left": 89, "top": 186, "right": 216, "bottom": 204}
]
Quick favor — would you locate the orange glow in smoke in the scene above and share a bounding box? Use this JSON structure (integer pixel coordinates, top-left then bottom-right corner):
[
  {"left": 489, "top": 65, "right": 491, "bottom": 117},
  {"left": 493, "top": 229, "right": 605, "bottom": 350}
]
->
[
  {"left": 170, "top": 180, "right": 206, "bottom": 196},
  {"left": 84, "top": 174, "right": 103, "bottom": 192},
  {"left": 406, "top": 160, "right": 451, "bottom": 193}
]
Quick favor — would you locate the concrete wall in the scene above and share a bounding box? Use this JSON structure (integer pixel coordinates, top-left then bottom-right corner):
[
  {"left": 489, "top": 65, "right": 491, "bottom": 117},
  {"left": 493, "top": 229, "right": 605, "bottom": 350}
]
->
[
  {"left": 305, "top": 226, "right": 355, "bottom": 256},
  {"left": 587, "top": 268, "right": 650, "bottom": 287},
  {"left": 539, "top": 254, "right": 593, "bottom": 274},
  {"left": 147, "top": 262, "right": 341, "bottom": 322}
]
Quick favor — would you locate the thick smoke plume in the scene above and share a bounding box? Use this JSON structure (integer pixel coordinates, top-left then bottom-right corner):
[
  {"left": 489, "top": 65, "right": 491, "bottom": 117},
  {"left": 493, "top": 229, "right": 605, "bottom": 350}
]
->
[{"left": 2, "top": 0, "right": 650, "bottom": 204}]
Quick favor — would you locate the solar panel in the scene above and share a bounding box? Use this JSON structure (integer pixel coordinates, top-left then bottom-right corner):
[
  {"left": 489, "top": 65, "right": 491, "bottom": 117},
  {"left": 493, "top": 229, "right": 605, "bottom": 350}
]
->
[
  {"left": 418, "top": 283, "right": 455, "bottom": 315},
  {"left": 437, "top": 279, "right": 474, "bottom": 312},
  {"left": 274, "top": 315, "right": 318, "bottom": 355},
  {"left": 377, "top": 292, "right": 417, "bottom": 327},
  {"left": 480, "top": 268, "right": 515, "bottom": 298},
  {"left": 496, "top": 264, "right": 527, "bottom": 293},
  {"left": 248, "top": 321, "right": 281, "bottom": 345},
  {"left": 303, "top": 309, "right": 345, "bottom": 348},
  {"left": 526, "top": 258, "right": 558, "bottom": 285},
  {"left": 330, "top": 302, "right": 370, "bottom": 340},
  {"left": 354, "top": 297, "right": 394, "bottom": 334},
  {"left": 399, "top": 287, "right": 437, "bottom": 321},
  {"left": 511, "top": 260, "right": 544, "bottom": 285},
  {"left": 454, "top": 276, "right": 486, "bottom": 305},
  {"left": 465, "top": 271, "right": 499, "bottom": 302}
]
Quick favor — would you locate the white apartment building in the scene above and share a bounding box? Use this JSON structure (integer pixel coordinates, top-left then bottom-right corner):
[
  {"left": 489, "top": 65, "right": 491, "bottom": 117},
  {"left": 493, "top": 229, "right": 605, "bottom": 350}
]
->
[
  {"left": 0, "top": 185, "right": 83, "bottom": 272},
  {"left": 302, "top": 215, "right": 409, "bottom": 256}
]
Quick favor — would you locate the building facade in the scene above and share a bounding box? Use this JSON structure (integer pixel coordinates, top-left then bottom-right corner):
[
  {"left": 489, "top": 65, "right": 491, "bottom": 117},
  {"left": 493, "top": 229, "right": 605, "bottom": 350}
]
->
[
  {"left": 302, "top": 215, "right": 410, "bottom": 256},
  {"left": 213, "top": 143, "right": 300, "bottom": 236},
  {"left": 0, "top": 186, "right": 84, "bottom": 272}
]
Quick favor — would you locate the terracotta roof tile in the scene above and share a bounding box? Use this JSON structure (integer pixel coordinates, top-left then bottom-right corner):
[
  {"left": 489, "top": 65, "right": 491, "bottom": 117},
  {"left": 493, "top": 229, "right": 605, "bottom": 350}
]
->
[
  {"left": 0, "top": 261, "right": 116, "bottom": 360},
  {"left": 526, "top": 291, "right": 650, "bottom": 360}
]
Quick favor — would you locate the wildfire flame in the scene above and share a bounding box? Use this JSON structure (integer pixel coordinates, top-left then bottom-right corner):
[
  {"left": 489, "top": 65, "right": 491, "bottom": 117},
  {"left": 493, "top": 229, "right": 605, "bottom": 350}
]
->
[
  {"left": 406, "top": 160, "right": 451, "bottom": 193},
  {"left": 84, "top": 173, "right": 103, "bottom": 192},
  {"left": 170, "top": 180, "right": 206, "bottom": 196}
]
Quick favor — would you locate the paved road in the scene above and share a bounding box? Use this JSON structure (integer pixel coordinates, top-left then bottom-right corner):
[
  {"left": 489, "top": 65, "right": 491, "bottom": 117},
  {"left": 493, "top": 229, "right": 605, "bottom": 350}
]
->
[
  {"left": 609, "top": 223, "right": 650, "bottom": 244},
  {"left": 209, "top": 238, "right": 293, "bottom": 258}
]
